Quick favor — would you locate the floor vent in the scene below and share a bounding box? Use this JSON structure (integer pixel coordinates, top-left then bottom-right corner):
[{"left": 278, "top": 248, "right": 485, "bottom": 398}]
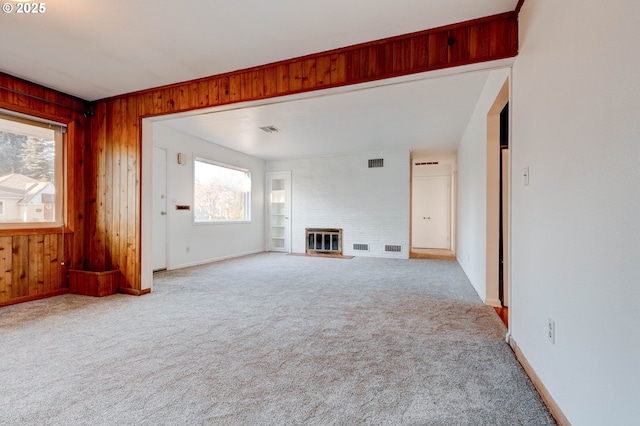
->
[
  {"left": 368, "top": 158, "right": 384, "bottom": 168},
  {"left": 414, "top": 161, "right": 440, "bottom": 166},
  {"left": 385, "top": 244, "right": 402, "bottom": 253},
  {"left": 353, "top": 243, "right": 369, "bottom": 251}
]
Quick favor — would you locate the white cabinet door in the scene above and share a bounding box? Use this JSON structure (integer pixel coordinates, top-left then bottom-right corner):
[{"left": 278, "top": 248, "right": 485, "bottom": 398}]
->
[
  {"left": 266, "top": 171, "right": 291, "bottom": 252},
  {"left": 412, "top": 176, "right": 451, "bottom": 249}
]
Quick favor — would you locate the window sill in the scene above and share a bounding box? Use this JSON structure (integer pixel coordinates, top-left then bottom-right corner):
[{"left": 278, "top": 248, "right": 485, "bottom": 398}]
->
[
  {"left": 0, "top": 226, "right": 73, "bottom": 236},
  {"left": 193, "top": 220, "right": 252, "bottom": 226}
]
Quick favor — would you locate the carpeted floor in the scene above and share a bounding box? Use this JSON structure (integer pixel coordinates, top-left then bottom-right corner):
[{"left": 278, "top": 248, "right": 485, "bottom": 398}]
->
[{"left": 0, "top": 253, "right": 555, "bottom": 425}]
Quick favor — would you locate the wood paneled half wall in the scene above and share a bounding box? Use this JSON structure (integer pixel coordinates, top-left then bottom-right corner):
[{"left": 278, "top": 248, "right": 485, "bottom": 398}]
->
[{"left": 0, "top": 12, "right": 517, "bottom": 304}]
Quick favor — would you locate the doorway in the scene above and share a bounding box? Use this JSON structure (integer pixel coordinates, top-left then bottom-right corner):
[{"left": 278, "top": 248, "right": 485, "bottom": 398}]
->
[
  {"left": 266, "top": 171, "right": 291, "bottom": 252},
  {"left": 485, "top": 77, "right": 510, "bottom": 326},
  {"left": 499, "top": 103, "right": 509, "bottom": 308},
  {"left": 152, "top": 146, "right": 168, "bottom": 271}
]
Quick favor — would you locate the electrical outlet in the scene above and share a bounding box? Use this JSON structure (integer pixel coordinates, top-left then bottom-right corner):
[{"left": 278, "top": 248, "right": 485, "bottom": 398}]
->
[
  {"left": 186, "top": 246, "right": 190, "bottom": 253},
  {"left": 548, "top": 318, "right": 555, "bottom": 344}
]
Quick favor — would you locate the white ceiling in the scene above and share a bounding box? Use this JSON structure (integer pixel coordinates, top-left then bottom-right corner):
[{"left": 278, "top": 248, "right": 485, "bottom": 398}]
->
[{"left": 0, "top": 0, "right": 517, "bottom": 159}]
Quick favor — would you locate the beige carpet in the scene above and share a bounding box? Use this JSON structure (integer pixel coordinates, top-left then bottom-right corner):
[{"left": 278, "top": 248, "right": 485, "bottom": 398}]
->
[{"left": 0, "top": 253, "right": 555, "bottom": 425}]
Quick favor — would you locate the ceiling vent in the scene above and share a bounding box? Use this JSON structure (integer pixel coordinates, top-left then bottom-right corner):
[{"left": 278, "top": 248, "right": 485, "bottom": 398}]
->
[
  {"left": 259, "top": 125, "right": 280, "bottom": 133},
  {"left": 368, "top": 158, "right": 384, "bottom": 168}
]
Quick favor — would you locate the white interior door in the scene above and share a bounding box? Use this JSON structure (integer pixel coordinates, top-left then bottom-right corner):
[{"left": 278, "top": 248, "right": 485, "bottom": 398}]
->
[
  {"left": 412, "top": 176, "right": 451, "bottom": 249},
  {"left": 267, "top": 171, "right": 291, "bottom": 252},
  {"left": 152, "top": 147, "right": 168, "bottom": 271}
]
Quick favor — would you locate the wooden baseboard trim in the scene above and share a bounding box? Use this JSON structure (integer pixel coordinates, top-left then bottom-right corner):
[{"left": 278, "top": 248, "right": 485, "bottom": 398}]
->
[
  {"left": 409, "top": 252, "right": 456, "bottom": 260},
  {"left": 0, "top": 289, "right": 69, "bottom": 308},
  {"left": 118, "top": 287, "right": 151, "bottom": 296},
  {"left": 509, "top": 337, "right": 571, "bottom": 426}
]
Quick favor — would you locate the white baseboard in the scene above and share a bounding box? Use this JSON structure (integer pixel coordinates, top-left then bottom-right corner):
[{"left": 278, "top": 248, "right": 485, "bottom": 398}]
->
[{"left": 168, "top": 250, "right": 265, "bottom": 270}]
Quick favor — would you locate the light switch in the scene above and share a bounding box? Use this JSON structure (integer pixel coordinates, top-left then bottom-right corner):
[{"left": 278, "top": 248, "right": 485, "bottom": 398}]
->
[{"left": 524, "top": 166, "right": 529, "bottom": 186}]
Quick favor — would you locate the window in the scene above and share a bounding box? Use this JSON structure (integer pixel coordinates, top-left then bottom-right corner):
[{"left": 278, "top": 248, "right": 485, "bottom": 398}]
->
[
  {"left": 0, "top": 112, "right": 64, "bottom": 228},
  {"left": 194, "top": 158, "right": 251, "bottom": 223}
]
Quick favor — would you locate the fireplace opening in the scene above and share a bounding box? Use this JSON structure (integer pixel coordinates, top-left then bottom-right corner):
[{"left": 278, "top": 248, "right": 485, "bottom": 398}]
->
[{"left": 306, "top": 228, "right": 342, "bottom": 255}]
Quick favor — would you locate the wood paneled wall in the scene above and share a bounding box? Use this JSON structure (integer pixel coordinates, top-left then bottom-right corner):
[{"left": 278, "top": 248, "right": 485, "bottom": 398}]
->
[
  {"left": 2, "top": 12, "right": 518, "bottom": 301},
  {"left": 0, "top": 231, "right": 73, "bottom": 306},
  {"left": 0, "top": 73, "right": 90, "bottom": 307},
  {"left": 87, "top": 98, "right": 142, "bottom": 291}
]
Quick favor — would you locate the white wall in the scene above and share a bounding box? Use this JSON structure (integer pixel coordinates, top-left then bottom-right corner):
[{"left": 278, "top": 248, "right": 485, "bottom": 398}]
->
[
  {"left": 456, "top": 69, "right": 509, "bottom": 303},
  {"left": 267, "top": 150, "right": 410, "bottom": 258},
  {"left": 511, "top": 1, "right": 640, "bottom": 424},
  {"left": 153, "top": 123, "right": 265, "bottom": 269}
]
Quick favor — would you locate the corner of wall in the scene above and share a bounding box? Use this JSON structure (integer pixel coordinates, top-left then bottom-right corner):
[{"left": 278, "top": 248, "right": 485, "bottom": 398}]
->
[{"left": 456, "top": 68, "right": 510, "bottom": 302}]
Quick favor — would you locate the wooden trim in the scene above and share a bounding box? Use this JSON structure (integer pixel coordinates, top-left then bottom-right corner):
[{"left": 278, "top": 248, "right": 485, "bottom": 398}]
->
[
  {"left": 409, "top": 250, "right": 456, "bottom": 260},
  {"left": 509, "top": 337, "right": 572, "bottom": 425},
  {"left": 515, "top": 0, "right": 526, "bottom": 15},
  {"left": 0, "top": 288, "right": 69, "bottom": 308},
  {"left": 118, "top": 287, "right": 151, "bottom": 296},
  {"left": 69, "top": 269, "right": 120, "bottom": 297},
  {"left": 0, "top": 72, "right": 90, "bottom": 117},
  {"left": 0, "top": 227, "right": 73, "bottom": 237},
  {"left": 0, "top": 101, "right": 75, "bottom": 126}
]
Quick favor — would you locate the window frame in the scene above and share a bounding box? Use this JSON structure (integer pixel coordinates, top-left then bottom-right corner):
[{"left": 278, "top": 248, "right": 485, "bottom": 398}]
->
[
  {"left": 193, "top": 157, "right": 252, "bottom": 224},
  {"left": 0, "top": 111, "right": 66, "bottom": 230}
]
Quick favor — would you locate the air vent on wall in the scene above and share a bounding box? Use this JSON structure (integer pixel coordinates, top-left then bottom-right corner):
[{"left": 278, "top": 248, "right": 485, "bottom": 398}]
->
[
  {"left": 259, "top": 125, "right": 280, "bottom": 133},
  {"left": 414, "top": 161, "right": 440, "bottom": 166},
  {"left": 368, "top": 158, "right": 384, "bottom": 168},
  {"left": 353, "top": 243, "right": 369, "bottom": 251},
  {"left": 385, "top": 245, "right": 402, "bottom": 253}
]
